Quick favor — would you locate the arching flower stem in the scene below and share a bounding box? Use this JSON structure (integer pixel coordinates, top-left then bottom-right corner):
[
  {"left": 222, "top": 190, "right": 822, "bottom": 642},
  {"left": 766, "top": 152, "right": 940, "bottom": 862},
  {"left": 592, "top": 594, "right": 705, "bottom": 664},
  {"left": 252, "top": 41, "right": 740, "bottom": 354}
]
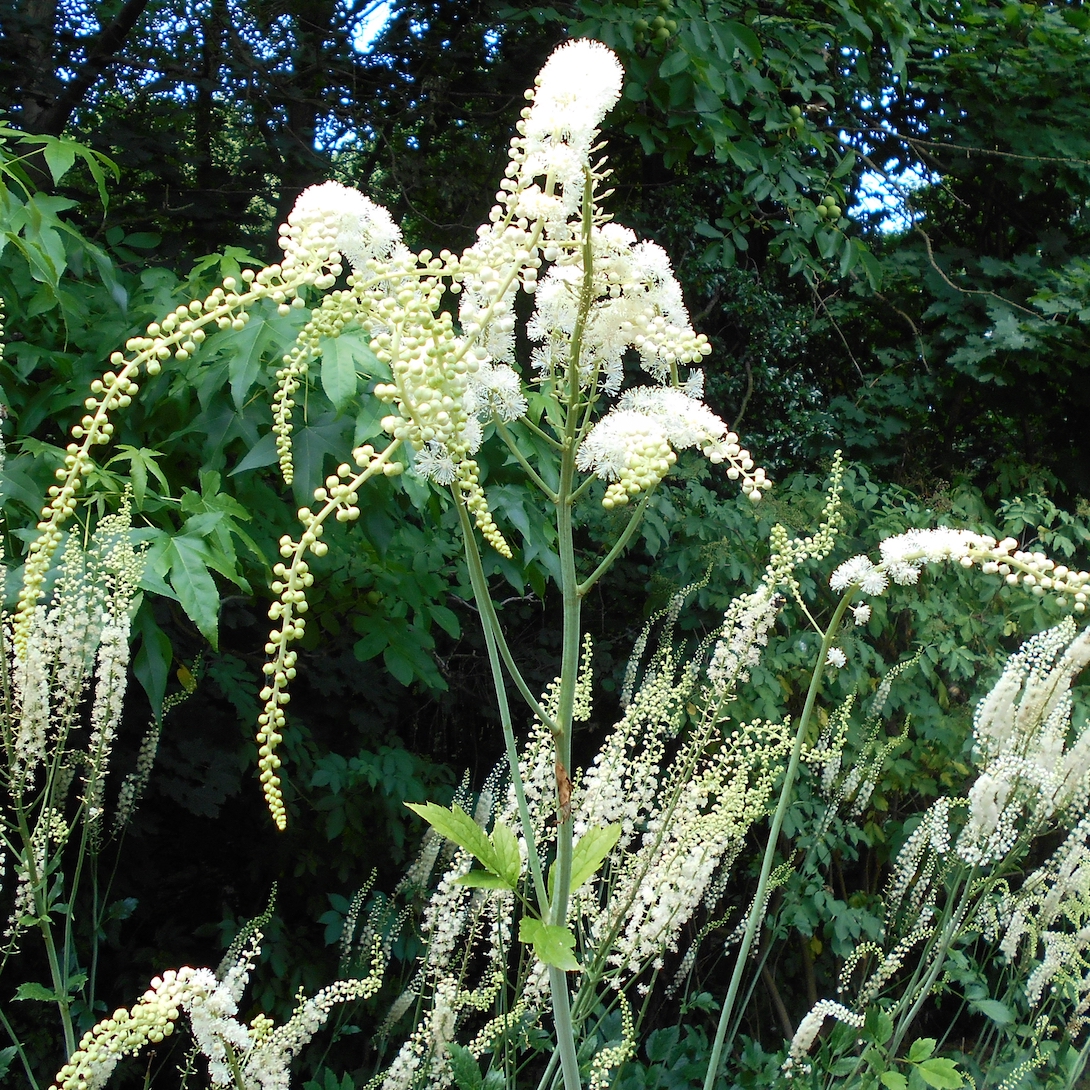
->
[
  {"left": 493, "top": 419, "right": 559, "bottom": 504},
  {"left": 578, "top": 490, "right": 654, "bottom": 597},
  {"left": 455, "top": 498, "right": 550, "bottom": 913},
  {"left": 703, "top": 589, "right": 856, "bottom": 1090}
]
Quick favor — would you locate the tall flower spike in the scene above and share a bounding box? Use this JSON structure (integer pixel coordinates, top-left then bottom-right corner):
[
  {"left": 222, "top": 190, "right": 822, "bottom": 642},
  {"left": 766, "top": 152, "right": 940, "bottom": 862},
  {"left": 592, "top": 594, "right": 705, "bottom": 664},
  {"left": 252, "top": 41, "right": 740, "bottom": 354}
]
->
[{"left": 514, "top": 40, "right": 623, "bottom": 216}]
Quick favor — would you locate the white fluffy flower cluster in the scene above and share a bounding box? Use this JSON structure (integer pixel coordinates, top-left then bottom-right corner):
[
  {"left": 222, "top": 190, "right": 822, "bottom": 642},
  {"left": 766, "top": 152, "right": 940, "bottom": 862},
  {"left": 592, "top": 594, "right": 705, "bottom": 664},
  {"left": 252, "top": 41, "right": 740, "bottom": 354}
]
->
[
  {"left": 527, "top": 226, "right": 710, "bottom": 391},
  {"left": 279, "top": 180, "right": 402, "bottom": 277},
  {"left": 831, "top": 528, "right": 1090, "bottom": 611},
  {"left": 782, "top": 1000, "right": 864, "bottom": 1077},
  {"left": 578, "top": 387, "right": 769, "bottom": 507},
  {"left": 52, "top": 934, "right": 385, "bottom": 1090},
  {"left": 883, "top": 799, "right": 951, "bottom": 932},
  {"left": 508, "top": 39, "right": 623, "bottom": 226},
  {"left": 957, "top": 620, "right": 1090, "bottom": 866},
  {"left": 706, "top": 586, "right": 782, "bottom": 693}
]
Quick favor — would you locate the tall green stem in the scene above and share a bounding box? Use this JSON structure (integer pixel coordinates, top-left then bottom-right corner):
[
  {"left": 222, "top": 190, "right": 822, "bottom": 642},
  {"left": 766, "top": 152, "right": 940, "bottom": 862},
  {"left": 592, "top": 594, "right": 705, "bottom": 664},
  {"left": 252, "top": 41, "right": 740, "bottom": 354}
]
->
[
  {"left": 17, "top": 806, "right": 77, "bottom": 1057},
  {"left": 457, "top": 501, "right": 549, "bottom": 913},
  {"left": 702, "top": 591, "right": 854, "bottom": 1090}
]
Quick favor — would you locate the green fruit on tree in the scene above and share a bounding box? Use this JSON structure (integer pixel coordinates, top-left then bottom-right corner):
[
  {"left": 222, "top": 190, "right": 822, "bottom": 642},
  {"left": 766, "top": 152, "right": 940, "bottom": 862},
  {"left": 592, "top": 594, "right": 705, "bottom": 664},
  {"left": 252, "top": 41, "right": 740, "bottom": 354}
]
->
[
  {"left": 652, "top": 15, "right": 666, "bottom": 28},
  {"left": 789, "top": 105, "right": 802, "bottom": 119}
]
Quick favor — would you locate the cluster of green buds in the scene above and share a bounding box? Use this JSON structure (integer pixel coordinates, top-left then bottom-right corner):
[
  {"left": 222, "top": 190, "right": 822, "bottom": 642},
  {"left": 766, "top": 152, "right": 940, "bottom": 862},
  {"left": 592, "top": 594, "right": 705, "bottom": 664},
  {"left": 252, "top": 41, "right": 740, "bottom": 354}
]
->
[
  {"left": 258, "top": 442, "right": 402, "bottom": 829},
  {"left": 51, "top": 968, "right": 197, "bottom": 1090},
  {"left": 13, "top": 258, "right": 337, "bottom": 659}
]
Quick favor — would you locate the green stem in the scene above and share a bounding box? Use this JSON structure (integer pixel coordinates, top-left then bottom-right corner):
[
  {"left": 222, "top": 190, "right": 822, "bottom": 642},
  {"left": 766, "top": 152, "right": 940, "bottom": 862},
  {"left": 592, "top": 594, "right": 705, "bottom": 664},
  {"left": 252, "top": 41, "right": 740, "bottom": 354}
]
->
[
  {"left": 14, "top": 807, "right": 76, "bottom": 1058},
  {"left": 0, "top": 1004, "right": 40, "bottom": 1090},
  {"left": 888, "top": 872, "right": 975, "bottom": 1059},
  {"left": 578, "top": 490, "right": 653, "bottom": 597},
  {"left": 547, "top": 436, "right": 583, "bottom": 1090},
  {"left": 520, "top": 414, "right": 566, "bottom": 451},
  {"left": 457, "top": 500, "right": 549, "bottom": 913},
  {"left": 456, "top": 499, "right": 557, "bottom": 733},
  {"left": 495, "top": 420, "right": 559, "bottom": 503},
  {"left": 702, "top": 591, "right": 855, "bottom": 1090}
]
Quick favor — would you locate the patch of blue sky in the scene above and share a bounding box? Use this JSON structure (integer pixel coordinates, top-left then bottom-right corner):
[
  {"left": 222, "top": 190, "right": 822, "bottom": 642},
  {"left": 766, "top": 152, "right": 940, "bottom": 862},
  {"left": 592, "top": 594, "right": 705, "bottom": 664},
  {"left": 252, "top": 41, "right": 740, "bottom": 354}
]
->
[{"left": 854, "top": 158, "right": 938, "bottom": 233}]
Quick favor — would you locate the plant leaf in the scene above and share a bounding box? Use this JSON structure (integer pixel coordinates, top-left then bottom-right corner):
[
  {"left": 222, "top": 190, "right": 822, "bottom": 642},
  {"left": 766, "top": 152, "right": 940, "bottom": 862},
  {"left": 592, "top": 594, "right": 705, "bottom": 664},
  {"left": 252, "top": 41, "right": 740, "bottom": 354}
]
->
[
  {"left": 915, "top": 1058, "right": 962, "bottom": 1090},
  {"left": 446, "top": 1043, "right": 483, "bottom": 1090},
  {"left": 405, "top": 803, "right": 500, "bottom": 876},
  {"left": 570, "top": 823, "right": 620, "bottom": 893},
  {"left": 518, "top": 917, "right": 580, "bottom": 971},
  {"left": 490, "top": 821, "right": 522, "bottom": 888},
  {"left": 907, "top": 1039, "right": 935, "bottom": 1063},
  {"left": 320, "top": 334, "right": 361, "bottom": 410},
  {"left": 166, "top": 536, "right": 221, "bottom": 650}
]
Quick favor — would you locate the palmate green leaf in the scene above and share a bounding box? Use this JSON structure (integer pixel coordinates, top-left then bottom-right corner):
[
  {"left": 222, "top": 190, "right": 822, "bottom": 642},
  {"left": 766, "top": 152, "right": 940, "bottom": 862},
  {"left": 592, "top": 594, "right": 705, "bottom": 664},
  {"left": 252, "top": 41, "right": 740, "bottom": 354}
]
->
[
  {"left": 405, "top": 803, "right": 500, "bottom": 877},
  {"left": 570, "top": 823, "right": 620, "bottom": 893},
  {"left": 518, "top": 917, "right": 580, "bottom": 971}
]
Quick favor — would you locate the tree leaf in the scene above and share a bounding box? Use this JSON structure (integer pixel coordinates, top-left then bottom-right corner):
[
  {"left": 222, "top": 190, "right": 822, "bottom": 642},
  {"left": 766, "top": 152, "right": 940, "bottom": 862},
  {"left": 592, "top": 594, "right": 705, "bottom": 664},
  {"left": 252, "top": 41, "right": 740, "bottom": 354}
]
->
[
  {"left": 405, "top": 803, "right": 500, "bottom": 876},
  {"left": 570, "top": 823, "right": 620, "bottom": 892},
  {"left": 880, "top": 1073, "right": 908, "bottom": 1090},
  {"left": 39, "top": 136, "right": 77, "bottom": 185},
  {"left": 518, "top": 917, "right": 580, "bottom": 971}
]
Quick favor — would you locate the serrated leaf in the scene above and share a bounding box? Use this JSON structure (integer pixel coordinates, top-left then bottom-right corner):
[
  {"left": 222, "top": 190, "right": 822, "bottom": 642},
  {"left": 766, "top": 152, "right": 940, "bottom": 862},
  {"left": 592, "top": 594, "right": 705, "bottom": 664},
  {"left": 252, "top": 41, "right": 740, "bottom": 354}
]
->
[
  {"left": 406, "top": 803, "right": 500, "bottom": 876},
  {"left": 447, "top": 1043, "right": 483, "bottom": 1090},
  {"left": 0, "top": 1045, "right": 18, "bottom": 1078},
  {"left": 490, "top": 821, "right": 522, "bottom": 888},
  {"left": 518, "top": 917, "right": 580, "bottom": 971},
  {"left": 166, "top": 536, "right": 221, "bottom": 649},
  {"left": 14, "top": 981, "right": 58, "bottom": 1002},
  {"left": 570, "top": 823, "right": 620, "bottom": 893},
  {"left": 40, "top": 137, "right": 77, "bottom": 185},
  {"left": 880, "top": 1073, "right": 908, "bottom": 1090},
  {"left": 221, "top": 317, "right": 269, "bottom": 410},
  {"left": 906, "top": 1039, "right": 936, "bottom": 1063},
  {"left": 915, "top": 1058, "right": 962, "bottom": 1089},
  {"left": 970, "top": 997, "right": 1013, "bottom": 1025}
]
